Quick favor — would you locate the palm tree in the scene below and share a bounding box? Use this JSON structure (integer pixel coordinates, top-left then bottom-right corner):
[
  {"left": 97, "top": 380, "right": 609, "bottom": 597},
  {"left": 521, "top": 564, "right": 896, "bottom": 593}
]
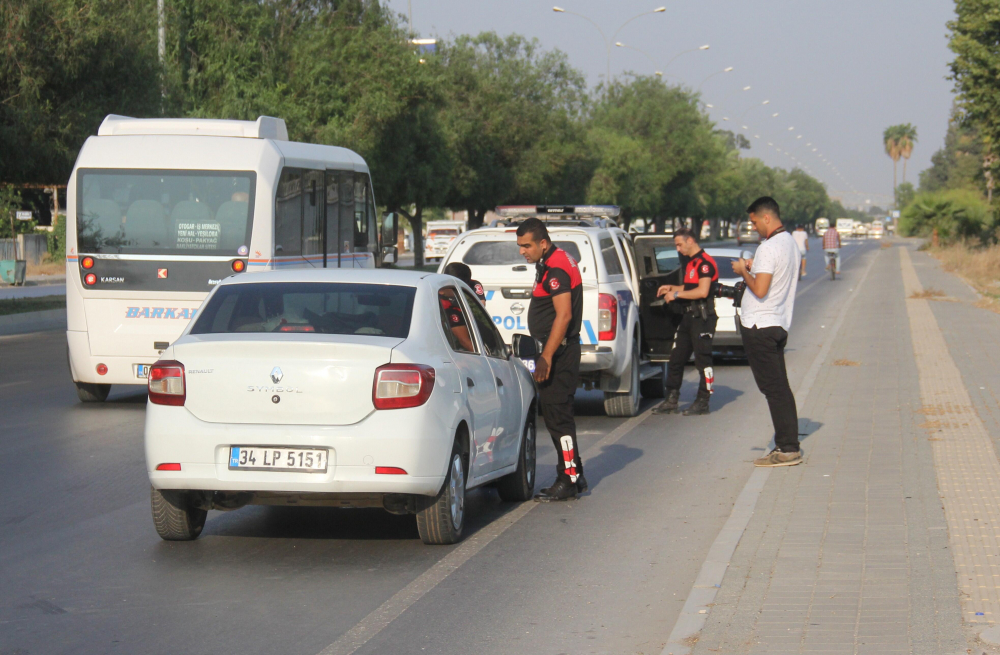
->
[
  {"left": 883, "top": 125, "right": 903, "bottom": 194},
  {"left": 897, "top": 124, "right": 918, "bottom": 183}
]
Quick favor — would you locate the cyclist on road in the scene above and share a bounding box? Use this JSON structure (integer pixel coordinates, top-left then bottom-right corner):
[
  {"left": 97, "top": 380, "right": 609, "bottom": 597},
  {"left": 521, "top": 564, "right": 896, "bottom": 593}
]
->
[{"left": 822, "top": 225, "right": 842, "bottom": 278}]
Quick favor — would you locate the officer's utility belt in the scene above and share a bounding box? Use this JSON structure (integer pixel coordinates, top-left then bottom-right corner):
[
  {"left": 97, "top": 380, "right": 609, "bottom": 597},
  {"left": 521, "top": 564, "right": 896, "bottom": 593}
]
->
[
  {"left": 683, "top": 301, "right": 716, "bottom": 320},
  {"left": 539, "top": 335, "right": 580, "bottom": 347}
]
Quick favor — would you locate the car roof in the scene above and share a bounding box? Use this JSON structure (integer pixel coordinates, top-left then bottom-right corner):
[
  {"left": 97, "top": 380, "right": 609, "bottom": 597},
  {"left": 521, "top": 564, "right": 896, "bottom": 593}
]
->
[{"left": 219, "top": 268, "right": 432, "bottom": 287}]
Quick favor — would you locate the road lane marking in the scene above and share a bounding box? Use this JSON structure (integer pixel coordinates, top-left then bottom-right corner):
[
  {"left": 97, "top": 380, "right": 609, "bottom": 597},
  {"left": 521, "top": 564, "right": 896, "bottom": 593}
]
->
[
  {"left": 661, "top": 244, "right": 881, "bottom": 655},
  {"left": 317, "top": 408, "right": 655, "bottom": 655},
  {"left": 900, "top": 246, "right": 1000, "bottom": 623}
]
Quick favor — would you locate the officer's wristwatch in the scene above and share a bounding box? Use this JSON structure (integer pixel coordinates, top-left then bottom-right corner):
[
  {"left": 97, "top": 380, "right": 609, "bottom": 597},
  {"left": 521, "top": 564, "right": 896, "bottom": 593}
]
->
[{"left": 673, "top": 291, "right": 679, "bottom": 301}]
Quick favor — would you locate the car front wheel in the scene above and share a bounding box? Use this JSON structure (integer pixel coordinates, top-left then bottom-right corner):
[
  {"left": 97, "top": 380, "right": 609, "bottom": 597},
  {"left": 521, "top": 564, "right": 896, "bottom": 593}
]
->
[
  {"left": 497, "top": 414, "right": 536, "bottom": 502},
  {"left": 416, "top": 445, "right": 466, "bottom": 545}
]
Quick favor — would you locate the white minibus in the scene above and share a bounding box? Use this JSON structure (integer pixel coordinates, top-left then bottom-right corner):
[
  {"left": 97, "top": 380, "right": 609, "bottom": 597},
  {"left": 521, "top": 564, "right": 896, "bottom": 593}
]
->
[{"left": 66, "top": 115, "right": 397, "bottom": 402}]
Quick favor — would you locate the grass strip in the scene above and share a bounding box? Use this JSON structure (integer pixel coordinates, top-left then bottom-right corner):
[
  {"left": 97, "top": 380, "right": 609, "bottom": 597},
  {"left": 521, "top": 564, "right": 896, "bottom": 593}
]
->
[{"left": 0, "top": 295, "right": 66, "bottom": 316}]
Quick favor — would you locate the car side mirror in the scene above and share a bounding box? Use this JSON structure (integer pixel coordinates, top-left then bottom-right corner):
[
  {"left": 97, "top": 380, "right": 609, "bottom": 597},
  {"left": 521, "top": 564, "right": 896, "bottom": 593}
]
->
[
  {"left": 512, "top": 333, "right": 542, "bottom": 359},
  {"left": 381, "top": 245, "right": 397, "bottom": 265}
]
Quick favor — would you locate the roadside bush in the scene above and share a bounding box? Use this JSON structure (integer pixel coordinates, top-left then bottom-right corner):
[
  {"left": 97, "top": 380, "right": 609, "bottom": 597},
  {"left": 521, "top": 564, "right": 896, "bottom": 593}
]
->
[
  {"left": 899, "top": 189, "right": 995, "bottom": 244},
  {"left": 48, "top": 212, "right": 66, "bottom": 260}
]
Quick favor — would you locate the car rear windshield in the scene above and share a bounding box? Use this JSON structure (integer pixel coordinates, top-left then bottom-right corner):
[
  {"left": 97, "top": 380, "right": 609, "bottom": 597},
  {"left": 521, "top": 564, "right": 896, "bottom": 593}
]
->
[
  {"left": 190, "top": 282, "right": 416, "bottom": 337},
  {"left": 77, "top": 169, "right": 255, "bottom": 255},
  {"left": 462, "top": 241, "right": 582, "bottom": 266}
]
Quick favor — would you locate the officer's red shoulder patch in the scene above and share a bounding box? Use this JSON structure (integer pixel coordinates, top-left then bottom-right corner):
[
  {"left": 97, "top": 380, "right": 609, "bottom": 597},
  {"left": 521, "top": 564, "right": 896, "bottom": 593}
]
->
[
  {"left": 474, "top": 283, "right": 484, "bottom": 295},
  {"left": 450, "top": 313, "right": 459, "bottom": 323},
  {"left": 548, "top": 277, "right": 560, "bottom": 290},
  {"left": 701, "top": 264, "right": 710, "bottom": 274}
]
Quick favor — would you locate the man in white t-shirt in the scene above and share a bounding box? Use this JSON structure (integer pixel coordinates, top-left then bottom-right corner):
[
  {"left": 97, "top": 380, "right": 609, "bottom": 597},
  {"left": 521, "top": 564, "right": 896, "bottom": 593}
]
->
[
  {"left": 792, "top": 224, "right": 809, "bottom": 278},
  {"left": 731, "top": 197, "right": 803, "bottom": 467}
]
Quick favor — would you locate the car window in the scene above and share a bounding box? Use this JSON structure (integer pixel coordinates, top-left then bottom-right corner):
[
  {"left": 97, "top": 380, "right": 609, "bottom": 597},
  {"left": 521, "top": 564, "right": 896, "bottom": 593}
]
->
[
  {"left": 462, "top": 240, "right": 582, "bottom": 265},
  {"left": 652, "top": 248, "right": 680, "bottom": 274},
  {"left": 190, "top": 282, "right": 416, "bottom": 336},
  {"left": 438, "top": 286, "right": 477, "bottom": 354},
  {"left": 462, "top": 288, "right": 506, "bottom": 358},
  {"left": 711, "top": 256, "right": 741, "bottom": 278},
  {"left": 600, "top": 237, "right": 623, "bottom": 275}
]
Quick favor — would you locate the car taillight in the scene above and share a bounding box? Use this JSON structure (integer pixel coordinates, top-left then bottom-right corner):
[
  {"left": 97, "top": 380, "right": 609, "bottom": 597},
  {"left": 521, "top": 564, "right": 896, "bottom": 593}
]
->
[
  {"left": 598, "top": 293, "right": 618, "bottom": 341},
  {"left": 372, "top": 364, "right": 435, "bottom": 410},
  {"left": 156, "top": 463, "right": 182, "bottom": 471},
  {"left": 148, "top": 360, "right": 185, "bottom": 406}
]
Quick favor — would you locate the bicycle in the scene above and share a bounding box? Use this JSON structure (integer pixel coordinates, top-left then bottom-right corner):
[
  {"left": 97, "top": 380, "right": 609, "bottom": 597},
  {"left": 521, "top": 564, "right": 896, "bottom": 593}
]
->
[{"left": 826, "top": 250, "right": 838, "bottom": 280}]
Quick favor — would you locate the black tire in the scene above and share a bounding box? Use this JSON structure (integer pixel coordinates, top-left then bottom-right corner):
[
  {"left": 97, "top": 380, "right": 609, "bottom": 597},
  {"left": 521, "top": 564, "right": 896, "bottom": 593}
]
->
[
  {"left": 639, "top": 364, "right": 666, "bottom": 399},
  {"left": 497, "top": 414, "right": 536, "bottom": 502},
  {"left": 76, "top": 382, "right": 110, "bottom": 403},
  {"left": 151, "top": 487, "right": 207, "bottom": 541},
  {"left": 416, "top": 443, "right": 466, "bottom": 545},
  {"left": 604, "top": 340, "right": 641, "bottom": 417}
]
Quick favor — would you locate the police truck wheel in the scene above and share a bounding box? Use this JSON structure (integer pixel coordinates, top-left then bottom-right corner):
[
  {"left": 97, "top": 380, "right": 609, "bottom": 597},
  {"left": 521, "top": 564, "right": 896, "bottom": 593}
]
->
[
  {"left": 497, "top": 415, "right": 536, "bottom": 502},
  {"left": 603, "top": 341, "right": 641, "bottom": 417},
  {"left": 416, "top": 442, "right": 466, "bottom": 545},
  {"left": 151, "top": 487, "right": 207, "bottom": 541},
  {"left": 75, "top": 382, "right": 110, "bottom": 403},
  {"left": 639, "top": 363, "right": 666, "bottom": 399}
]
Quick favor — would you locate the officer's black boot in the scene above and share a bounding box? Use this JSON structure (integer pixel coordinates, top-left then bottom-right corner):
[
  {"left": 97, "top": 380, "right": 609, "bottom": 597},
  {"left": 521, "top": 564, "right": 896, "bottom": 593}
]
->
[
  {"left": 683, "top": 392, "right": 711, "bottom": 415},
  {"left": 653, "top": 388, "right": 681, "bottom": 415},
  {"left": 534, "top": 477, "right": 578, "bottom": 502},
  {"left": 576, "top": 473, "right": 588, "bottom": 494}
]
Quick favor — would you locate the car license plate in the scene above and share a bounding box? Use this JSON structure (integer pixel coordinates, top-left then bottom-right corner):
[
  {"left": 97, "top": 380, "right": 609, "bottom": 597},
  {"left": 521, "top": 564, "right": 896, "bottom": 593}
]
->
[
  {"left": 134, "top": 364, "right": 153, "bottom": 379},
  {"left": 229, "top": 447, "right": 328, "bottom": 473}
]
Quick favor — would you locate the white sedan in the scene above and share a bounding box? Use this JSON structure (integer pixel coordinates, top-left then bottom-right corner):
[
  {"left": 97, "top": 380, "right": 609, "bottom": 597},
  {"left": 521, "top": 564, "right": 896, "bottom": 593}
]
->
[{"left": 145, "top": 269, "right": 538, "bottom": 545}]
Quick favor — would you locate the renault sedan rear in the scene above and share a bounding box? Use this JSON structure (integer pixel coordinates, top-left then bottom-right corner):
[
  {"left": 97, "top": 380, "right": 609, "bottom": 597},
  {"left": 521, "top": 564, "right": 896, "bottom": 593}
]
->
[{"left": 145, "top": 269, "right": 537, "bottom": 545}]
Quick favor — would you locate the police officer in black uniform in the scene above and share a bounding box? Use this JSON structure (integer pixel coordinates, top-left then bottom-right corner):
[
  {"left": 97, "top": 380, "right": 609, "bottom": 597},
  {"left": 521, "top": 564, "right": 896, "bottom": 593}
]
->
[
  {"left": 444, "top": 262, "right": 486, "bottom": 304},
  {"left": 653, "top": 227, "right": 720, "bottom": 416},
  {"left": 515, "top": 218, "right": 587, "bottom": 501}
]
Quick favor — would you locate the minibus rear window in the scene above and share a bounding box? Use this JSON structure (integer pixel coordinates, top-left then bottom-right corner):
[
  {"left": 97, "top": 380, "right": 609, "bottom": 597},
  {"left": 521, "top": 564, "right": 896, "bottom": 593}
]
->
[{"left": 77, "top": 169, "right": 256, "bottom": 255}]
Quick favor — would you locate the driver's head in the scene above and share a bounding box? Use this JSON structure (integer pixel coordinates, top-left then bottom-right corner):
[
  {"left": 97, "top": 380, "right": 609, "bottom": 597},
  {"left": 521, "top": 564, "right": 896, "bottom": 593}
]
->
[
  {"left": 516, "top": 218, "right": 551, "bottom": 264},
  {"left": 673, "top": 227, "right": 700, "bottom": 257},
  {"left": 746, "top": 196, "right": 783, "bottom": 238},
  {"left": 444, "top": 262, "right": 473, "bottom": 285}
]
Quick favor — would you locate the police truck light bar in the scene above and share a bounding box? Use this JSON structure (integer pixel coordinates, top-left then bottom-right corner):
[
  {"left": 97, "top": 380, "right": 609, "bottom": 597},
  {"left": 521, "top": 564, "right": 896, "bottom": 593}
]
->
[{"left": 495, "top": 205, "right": 621, "bottom": 218}]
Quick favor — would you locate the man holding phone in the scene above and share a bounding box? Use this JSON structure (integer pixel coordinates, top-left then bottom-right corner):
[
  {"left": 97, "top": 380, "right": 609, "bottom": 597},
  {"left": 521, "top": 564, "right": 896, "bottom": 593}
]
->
[{"left": 731, "top": 197, "right": 803, "bottom": 467}]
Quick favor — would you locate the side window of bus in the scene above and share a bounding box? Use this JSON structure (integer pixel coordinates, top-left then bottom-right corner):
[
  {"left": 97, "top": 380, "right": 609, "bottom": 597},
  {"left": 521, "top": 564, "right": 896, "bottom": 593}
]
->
[
  {"left": 600, "top": 237, "right": 623, "bottom": 276},
  {"left": 302, "top": 170, "right": 323, "bottom": 258},
  {"left": 275, "top": 169, "right": 302, "bottom": 257}
]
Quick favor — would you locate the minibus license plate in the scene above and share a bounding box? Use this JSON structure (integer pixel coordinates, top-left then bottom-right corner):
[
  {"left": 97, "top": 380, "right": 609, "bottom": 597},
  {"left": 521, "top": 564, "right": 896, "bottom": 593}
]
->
[
  {"left": 134, "top": 364, "right": 152, "bottom": 379},
  {"left": 229, "top": 447, "right": 328, "bottom": 473}
]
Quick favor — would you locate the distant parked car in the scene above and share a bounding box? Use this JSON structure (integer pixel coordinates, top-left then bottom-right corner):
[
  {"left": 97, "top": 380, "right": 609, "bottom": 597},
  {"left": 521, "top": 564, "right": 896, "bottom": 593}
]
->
[{"left": 736, "top": 220, "right": 761, "bottom": 246}]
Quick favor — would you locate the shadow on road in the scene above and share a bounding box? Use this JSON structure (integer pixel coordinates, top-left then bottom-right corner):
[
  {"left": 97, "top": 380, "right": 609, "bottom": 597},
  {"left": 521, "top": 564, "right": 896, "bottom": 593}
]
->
[{"left": 580, "top": 443, "right": 643, "bottom": 494}]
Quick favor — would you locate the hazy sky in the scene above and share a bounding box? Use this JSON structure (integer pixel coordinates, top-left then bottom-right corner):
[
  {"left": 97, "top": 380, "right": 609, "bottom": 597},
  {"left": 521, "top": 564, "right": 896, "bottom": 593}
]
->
[{"left": 389, "top": 0, "right": 957, "bottom": 209}]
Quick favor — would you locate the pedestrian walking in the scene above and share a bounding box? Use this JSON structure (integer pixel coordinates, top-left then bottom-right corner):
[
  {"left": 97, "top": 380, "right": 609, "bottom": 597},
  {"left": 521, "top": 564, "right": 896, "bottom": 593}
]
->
[
  {"left": 792, "top": 224, "right": 809, "bottom": 278},
  {"left": 731, "top": 197, "right": 803, "bottom": 467},
  {"left": 652, "top": 227, "right": 719, "bottom": 416},
  {"left": 515, "top": 218, "right": 587, "bottom": 501}
]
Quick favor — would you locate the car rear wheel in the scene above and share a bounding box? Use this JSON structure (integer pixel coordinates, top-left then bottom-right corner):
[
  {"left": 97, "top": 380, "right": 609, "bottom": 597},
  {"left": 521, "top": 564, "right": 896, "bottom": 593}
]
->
[
  {"left": 416, "top": 445, "right": 466, "bottom": 545},
  {"left": 497, "top": 414, "right": 536, "bottom": 502},
  {"left": 151, "top": 487, "right": 207, "bottom": 541},
  {"left": 604, "top": 340, "right": 641, "bottom": 417},
  {"left": 75, "top": 382, "right": 110, "bottom": 403}
]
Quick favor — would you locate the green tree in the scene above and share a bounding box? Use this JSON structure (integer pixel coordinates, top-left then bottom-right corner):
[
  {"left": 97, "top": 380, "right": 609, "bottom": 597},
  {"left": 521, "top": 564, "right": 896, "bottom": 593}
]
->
[
  {"left": 0, "top": 0, "right": 162, "bottom": 184},
  {"left": 949, "top": 0, "right": 1000, "bottom": 197},
  {"left": 899, "top": 188, "right": 994, "bottom": 243},
  {"left": 883, "top": 124, "right": 904, "bottom": 195},
  {"left": 896, "top": 182, "right": 916, "bottom": 209},
  {"left": 438, "top": 33, "right": 589, "bottom": 228},
  {"left": 897, "top": 123, "right": 918, "bottom": 183}
]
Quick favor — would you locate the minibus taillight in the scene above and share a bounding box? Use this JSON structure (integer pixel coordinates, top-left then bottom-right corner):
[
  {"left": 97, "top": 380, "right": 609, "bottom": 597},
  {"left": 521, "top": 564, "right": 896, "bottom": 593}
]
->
[
  {"left": 84, "top": 273, "right": 97, "bottom": 286},
  {"left": 148, "top": 360, "right": 186, "bottom": 406},
  {"left": 372, "top": 364, "right": 435, "bottom": 410},
  {"left": 231, "top": 259, "right": 246, "bottom": 273},
  {"left": 81, "top": 257, "right": 94, "bottom": 269},
  {"left": 598, "top": 293, "right": 618, "bottom": 341}
]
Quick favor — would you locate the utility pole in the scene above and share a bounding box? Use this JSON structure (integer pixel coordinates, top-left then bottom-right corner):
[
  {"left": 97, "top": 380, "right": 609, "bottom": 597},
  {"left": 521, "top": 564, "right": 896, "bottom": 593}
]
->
[
  {"left": 158, "top": 0, "right": 165, "bottom": 63},
  {"left": 408, "top": 0, "right": 413, "bottom": 36}
]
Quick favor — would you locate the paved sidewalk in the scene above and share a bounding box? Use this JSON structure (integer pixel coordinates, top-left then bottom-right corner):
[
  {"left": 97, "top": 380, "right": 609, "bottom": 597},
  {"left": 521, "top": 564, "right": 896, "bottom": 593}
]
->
[{"left": 691, "top": 243, "right": 976, "bottom": 654}]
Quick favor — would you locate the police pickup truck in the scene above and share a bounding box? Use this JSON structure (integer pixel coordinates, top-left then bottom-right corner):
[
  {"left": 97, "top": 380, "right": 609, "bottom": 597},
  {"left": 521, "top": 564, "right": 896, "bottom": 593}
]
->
[{"left": 438, "top": 206, "right": 682, "bottom": 417}]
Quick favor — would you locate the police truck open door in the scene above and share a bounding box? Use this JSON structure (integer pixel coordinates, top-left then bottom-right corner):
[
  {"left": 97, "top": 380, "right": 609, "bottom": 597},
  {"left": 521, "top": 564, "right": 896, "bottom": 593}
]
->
[{"left": 632, "top": 235, "right": 684, "bottom": 362}]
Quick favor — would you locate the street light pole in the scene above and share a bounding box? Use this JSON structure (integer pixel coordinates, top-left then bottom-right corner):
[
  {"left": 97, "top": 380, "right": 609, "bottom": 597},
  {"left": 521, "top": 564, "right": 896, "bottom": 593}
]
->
[
  {"left": 697, "top": 66, "right": 733, "bottom": 92},
  {"left": 661, "top": 44, "right": 709, "bottom": 75},
  {"left": 553, "top": 6, "right": 666, "bottom": 84},
  {"left": 615, "top": 42, "right": 663, "bottom": 76}
]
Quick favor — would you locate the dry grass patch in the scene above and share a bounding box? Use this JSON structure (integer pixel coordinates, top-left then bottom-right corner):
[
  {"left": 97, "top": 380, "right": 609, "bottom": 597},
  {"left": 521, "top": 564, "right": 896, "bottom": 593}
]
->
[
  {"left": 833, "top": 359, "right": 861, "bottom": 367},
  {"left": 25, "top": 262, "right": 64, "bottom": 277},
  {"left": 909, "top": 287, "right": 947, "bottom": 299}
]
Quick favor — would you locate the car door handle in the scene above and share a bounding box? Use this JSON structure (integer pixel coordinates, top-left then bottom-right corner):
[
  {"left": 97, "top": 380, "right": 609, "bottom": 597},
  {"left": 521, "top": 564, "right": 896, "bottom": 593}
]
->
[
  {"left": 467, "top": 377, "right": 475, "bottom": 388},
  {"left": 496, "top": 377, "right": 503, "bottom": 387}
]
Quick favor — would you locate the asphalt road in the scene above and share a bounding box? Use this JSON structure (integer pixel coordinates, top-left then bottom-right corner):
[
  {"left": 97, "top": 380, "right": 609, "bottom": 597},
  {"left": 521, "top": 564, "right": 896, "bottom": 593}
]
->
[{"left": 0, "top": 237, "right": 876, "bottom": 655}]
